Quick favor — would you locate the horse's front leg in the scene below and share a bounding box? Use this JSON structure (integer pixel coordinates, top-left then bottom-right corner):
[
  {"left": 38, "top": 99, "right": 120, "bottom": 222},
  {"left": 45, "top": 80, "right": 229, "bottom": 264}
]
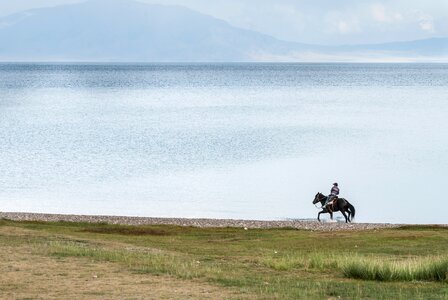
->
[
  {"left": 317, "top": 210, "right": 324, "bottom": 222},
  {"left": 329, "top": 211, "right": 333, "bottom": 220}
]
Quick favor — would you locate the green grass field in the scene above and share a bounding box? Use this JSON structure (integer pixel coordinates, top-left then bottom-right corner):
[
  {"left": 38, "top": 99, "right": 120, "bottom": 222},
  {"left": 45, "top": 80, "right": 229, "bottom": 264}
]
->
[{"left": 0, "top": 219, "right": 447, "bottom": 299}]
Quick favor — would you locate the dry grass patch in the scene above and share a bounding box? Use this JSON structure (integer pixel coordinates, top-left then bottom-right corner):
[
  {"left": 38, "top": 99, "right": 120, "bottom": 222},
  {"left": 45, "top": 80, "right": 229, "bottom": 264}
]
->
[
  {"left": 81, "top": 225, "right": 171, "bottom": 236},
  {"left": 0, "top": 227, "right": 251, "bottom": 299}
]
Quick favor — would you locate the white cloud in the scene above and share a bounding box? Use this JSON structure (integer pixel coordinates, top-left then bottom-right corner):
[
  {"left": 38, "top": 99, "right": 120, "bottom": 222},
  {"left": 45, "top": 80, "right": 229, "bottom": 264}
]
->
[
  {"left": 394, "top": 13, "right": 404, "bottom": 22},
  {"left": 417, "top": 13, "right": 435, "bottom": 32},
  {"left": 338, "top": 21, "right": 352, "bottom": 34},
  {"left": 371, "top": 4, "right": 403, "bottom": 23},
  {"left": 371, "top": 4, "right": 388, "bottom": 22},
  {"left": 324, "top": 12, "right": 361, "bottom": 35}
]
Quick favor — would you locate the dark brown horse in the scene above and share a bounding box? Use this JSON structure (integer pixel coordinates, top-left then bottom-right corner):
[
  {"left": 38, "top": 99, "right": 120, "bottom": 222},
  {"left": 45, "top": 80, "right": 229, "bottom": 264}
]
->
[{"left": 312, "top": 192, "right": 355, "bottom": 223}]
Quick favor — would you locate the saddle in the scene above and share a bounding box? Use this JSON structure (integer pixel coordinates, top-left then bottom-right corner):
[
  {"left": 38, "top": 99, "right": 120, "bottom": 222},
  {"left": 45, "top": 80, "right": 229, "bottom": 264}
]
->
[{"left": 325, "top": 197, "right": 338, "bottom": 211}]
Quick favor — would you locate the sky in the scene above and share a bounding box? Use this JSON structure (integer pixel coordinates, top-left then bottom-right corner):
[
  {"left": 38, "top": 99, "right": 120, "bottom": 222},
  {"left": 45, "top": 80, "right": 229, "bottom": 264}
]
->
[{"left": 0, "top": 0, "right": 447, "bottom": 45}]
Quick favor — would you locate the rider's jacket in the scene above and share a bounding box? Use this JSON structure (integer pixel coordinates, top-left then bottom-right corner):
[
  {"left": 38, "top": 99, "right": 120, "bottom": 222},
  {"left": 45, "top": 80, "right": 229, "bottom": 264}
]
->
[{"left": 330, "top": 186, "right": 339, "bottom": 196}]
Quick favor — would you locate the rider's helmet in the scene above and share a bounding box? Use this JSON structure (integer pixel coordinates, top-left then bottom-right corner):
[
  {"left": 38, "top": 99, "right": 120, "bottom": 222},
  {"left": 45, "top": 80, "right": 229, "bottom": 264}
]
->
[{"left": 333, "top": 182, "right": 338, "bottom": 186}]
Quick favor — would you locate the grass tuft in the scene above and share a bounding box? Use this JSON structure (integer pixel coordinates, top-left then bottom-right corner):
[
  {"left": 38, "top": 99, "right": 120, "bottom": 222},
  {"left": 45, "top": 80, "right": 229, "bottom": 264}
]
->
[
  {"left": 262, "top": 254, "right": 306, "bottom": 271},
  {"left": 343, "top": 256, "right": 448, "bottom": 282},
  {"left": 261, "top": 252, "right": 344, "bottom": 271}
]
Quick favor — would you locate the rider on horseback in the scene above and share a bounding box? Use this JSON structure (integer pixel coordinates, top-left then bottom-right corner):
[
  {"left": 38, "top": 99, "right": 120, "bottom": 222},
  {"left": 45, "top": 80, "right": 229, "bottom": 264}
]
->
[{"left": 324, "top": 183, "right": 339, "bottom": 209}]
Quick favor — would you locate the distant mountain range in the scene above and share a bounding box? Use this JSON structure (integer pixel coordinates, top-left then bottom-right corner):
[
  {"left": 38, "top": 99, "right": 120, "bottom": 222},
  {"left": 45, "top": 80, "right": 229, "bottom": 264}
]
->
[{"left": 0, "top": 0, "right": 447, "bottom": 62}]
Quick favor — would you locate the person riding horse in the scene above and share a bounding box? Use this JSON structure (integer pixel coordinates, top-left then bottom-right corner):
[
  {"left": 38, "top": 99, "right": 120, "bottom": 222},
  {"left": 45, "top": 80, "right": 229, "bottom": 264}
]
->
[
  {"left": 324, "top": 183, "right": 339, "bottom": 210},
  {"left": 312, "top": 191, "right": 355, "bottom": 223},
  {"left": 313, "top": 182, "right": 355, "bottom": 223}
]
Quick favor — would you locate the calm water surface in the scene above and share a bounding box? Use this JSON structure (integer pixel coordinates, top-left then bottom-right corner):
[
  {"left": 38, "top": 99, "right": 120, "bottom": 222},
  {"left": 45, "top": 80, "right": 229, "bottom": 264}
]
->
[{"left": 0, "top": 63, "right": 447, "bottom": 223}]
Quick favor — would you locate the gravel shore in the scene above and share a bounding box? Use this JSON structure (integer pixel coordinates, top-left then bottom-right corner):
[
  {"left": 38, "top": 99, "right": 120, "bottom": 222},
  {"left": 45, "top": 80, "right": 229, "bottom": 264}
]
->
[{"left": 0, "top": 212, "right": 403, "bottom": 231}]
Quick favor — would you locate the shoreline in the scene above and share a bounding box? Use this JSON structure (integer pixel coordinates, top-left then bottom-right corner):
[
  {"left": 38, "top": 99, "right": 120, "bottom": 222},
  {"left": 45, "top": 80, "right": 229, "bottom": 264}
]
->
[{"left": 0, "top": 211, "right": 408, "bottom": 231}]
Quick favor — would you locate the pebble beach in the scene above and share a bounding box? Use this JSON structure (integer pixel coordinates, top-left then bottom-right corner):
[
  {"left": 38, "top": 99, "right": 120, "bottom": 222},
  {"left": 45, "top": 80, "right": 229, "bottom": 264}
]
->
[{"left": 0, "top": 212, "right": 405, "bottom": 231}]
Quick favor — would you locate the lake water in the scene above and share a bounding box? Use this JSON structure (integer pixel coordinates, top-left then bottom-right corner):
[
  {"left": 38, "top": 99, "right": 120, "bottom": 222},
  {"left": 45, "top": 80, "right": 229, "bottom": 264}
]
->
[{"left": 0, "top": 63, "right": 447, "bottom": 223}]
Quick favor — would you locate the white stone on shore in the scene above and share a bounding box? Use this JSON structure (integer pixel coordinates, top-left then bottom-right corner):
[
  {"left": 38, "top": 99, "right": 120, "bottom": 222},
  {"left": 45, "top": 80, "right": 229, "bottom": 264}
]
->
[{"left": 0, "top": 212, "right": 408, "bottom": 231}]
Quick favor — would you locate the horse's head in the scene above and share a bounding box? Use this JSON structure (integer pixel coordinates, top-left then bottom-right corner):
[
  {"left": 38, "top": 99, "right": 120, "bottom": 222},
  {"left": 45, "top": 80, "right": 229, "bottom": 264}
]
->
[{"left": 312, "top": 192, "right": 324, "bottom": 204}]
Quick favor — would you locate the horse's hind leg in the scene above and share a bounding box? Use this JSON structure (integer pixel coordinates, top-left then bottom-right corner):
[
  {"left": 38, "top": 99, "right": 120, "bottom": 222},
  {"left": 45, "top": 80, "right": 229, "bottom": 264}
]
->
[
  {"left": 344, "top": 208, "right": 351, "bottom": 222},
  {"left": 340, "top": 210, "right": 349, "bottom": 223}
]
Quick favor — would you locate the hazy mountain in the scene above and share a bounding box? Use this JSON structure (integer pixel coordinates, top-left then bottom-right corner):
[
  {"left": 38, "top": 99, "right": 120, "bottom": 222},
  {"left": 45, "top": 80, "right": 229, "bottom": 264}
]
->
[
  {"left": 0, "top": 0, "right": 446, "bottom": 62},
  {"left": 336, "top": 38, "right": 448, "bottom": 58},
  {"left": 0, "top": 0, "right": 312, "bottom": 62}
]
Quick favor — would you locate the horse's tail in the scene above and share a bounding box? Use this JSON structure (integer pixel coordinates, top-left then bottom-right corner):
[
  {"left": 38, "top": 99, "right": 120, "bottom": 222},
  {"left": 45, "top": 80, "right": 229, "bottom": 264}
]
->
[{"left": 346, "top": 201, "right": 355, "bottom": 220}]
